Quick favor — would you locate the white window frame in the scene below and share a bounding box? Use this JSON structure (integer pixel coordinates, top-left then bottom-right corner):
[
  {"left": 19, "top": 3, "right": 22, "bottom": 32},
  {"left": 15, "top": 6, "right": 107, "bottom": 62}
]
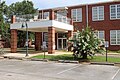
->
[
  {"left": 110, "top": 4, "right": 120, "bottom": 20},
  {"left": 110, "top": 30, "right": 120, "bottom": 45},
  {"left": 94, "top": 31, "right": 105, "bottom": 40},
  {"left": 92, "top": 6, "right": 104, "bottom": 21},
  {"left": 71, "top": 8, "right": 82, "bottom": 22}
]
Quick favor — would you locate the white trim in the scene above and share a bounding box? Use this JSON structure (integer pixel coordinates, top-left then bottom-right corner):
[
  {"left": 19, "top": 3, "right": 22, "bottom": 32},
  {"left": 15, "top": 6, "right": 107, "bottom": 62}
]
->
[
  {"left": 110, "top": 30, "right": 120, "bottom": 45},
  {"left": 10, "top": 20, "right": 73, "bottom": 32},
  {"left": 110, "top": 4, "right": 120, "bottom": 20},
  {"left": 92, "top": 6, "right": 104, "bottom": 21},
  {"left": 57, "top": 33, "right": 67, "bottom": 50},
  {"left": 94, "top": 30, "right": 105, "bottom": 40},
  {"left": 57, "top": 38, "right": 67, "bottom": 50},
  {"left": 71, "top": 8, "right": 82, "bottom": 22}
]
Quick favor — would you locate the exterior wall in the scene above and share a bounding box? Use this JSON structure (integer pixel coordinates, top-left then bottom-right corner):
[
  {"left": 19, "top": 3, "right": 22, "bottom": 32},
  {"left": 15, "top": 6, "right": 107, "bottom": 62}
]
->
[
  {"left": 68, "top": 5, "right": 87, "bottom": 31},
  {"left": 38, "top": 1, "right": 120, "bottom": 51},
  {"left": 88, "top": 1, "right": 120, "bottom": 50},
  {"left": 67, "top": 1, "right": 120, "bottom": 50}
]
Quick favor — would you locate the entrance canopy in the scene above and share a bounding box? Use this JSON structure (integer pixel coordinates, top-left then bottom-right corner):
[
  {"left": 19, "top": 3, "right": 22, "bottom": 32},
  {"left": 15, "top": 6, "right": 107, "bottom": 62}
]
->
[{"left": 10, "top": 20, "right": 73, "bottom": 32}]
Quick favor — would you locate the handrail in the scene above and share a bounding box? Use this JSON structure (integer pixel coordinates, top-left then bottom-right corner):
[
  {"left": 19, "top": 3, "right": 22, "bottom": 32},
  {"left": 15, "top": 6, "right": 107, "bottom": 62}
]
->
[{"left": 14, "top": 13, "right": 72, "bottom": 25}]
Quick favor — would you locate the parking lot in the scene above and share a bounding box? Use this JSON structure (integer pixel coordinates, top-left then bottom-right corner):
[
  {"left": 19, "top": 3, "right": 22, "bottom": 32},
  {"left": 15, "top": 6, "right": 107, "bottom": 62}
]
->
[{"left": 0, "top": 59, "right": 119, "bottom": 80}]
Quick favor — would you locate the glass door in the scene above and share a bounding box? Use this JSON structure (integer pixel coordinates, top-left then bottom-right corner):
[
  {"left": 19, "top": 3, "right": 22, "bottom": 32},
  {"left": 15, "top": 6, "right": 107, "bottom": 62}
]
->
[
  {"left": 58, "top": 38, "right": 67, "bottom": 50},
  {"left": 58, "top": 39, "right": 62, "bottom": 49}
]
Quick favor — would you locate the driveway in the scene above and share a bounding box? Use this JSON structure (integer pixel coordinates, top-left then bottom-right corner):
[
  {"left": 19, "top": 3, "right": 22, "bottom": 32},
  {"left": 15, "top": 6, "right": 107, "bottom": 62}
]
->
[{"left": 0, "top": 59, "right": 119, "bottom": 80}]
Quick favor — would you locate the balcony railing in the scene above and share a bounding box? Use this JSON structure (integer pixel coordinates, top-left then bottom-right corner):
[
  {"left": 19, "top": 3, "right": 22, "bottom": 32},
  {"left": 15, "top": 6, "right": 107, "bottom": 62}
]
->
[
  {"left": 15, "top": 13, "right": 72, "bottom": 25},
  {"left": 54, "top": 13, "right": 71, "bottom": 24}
]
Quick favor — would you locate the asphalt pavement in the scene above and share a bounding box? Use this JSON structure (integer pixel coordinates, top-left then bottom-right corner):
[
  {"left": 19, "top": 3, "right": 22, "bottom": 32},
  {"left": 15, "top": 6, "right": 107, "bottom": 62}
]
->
[{"left": 0, "top": 59, "right": 119, "bottom": 80}]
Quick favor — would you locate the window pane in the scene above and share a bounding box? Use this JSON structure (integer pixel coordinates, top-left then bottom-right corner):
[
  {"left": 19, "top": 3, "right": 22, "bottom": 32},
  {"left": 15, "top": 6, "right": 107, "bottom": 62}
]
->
[
  {"left": 110, "top": 30, "right": 117, "bottom": 45},
  {"left": 110, "top": 5, "right": 116, "bottom": 19},
  {"left": 72, "top": 8, "right": 82, "bottom": 22},
  {"left": 117, "top": 5, "right": 120, "bottom": 18},
  {"left": 111, "top": 41, "right": 116, "bottom": 44},
  {"left": 92, "top": 6, "right": 104, "bottom": 21},
  {"left": 72, "top": 9, "right": 76, "bottom": 21}
]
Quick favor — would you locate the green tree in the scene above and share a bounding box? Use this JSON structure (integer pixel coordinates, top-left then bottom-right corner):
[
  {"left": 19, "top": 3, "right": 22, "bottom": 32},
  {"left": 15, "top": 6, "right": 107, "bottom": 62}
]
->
[
  {"left": 0, "top": 1, "right": 10, "bottom": 47},
  {"left": 8, "top": 0, "right": 37, "bottom": 15},
  {"left": 69, "top": 26, "right": 105, "bottom": 59},
  {"left": 8, "top": 0, "right": 37, "bottom": 47}
]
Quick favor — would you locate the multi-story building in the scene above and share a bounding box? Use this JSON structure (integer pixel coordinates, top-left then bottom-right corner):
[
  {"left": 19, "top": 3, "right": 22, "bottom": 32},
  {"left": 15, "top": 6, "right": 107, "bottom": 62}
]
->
[{"left": 10, "top": 0, "right": 120, "bottom": 54}]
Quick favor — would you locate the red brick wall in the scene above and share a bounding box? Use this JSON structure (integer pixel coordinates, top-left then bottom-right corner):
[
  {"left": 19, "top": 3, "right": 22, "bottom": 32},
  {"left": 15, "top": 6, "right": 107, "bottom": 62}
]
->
[
  {"left": 35, "top": 32, "right": 42, "bottom": 51},
  {"left": 68, "top": 5, "right": 87, "bottom": 31},
  {"left": 11, "top": 29, "right": 17, "bottom": 53},
  {"left": 48, "top": 27, "right": 55, "bottom": 54},
  {"left": 67, "top": 1, "right": 120, "bottom": 50},
  {"left": 39, "top": 1, "right": 120, "bottom": 50},
  {"left": 88, "top": 1, "right": 120, "bottom": 50}
]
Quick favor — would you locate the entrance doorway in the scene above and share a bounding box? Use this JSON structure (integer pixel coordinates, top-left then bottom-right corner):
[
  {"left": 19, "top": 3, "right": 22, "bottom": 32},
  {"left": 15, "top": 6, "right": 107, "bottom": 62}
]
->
[{"left": 58, "top": 38, "right": 67, "bottom": 50}]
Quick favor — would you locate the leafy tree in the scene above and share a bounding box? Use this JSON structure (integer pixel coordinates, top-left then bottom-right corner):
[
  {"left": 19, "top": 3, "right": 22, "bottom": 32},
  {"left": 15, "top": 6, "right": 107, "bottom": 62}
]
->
[
  {"left": 8, "top": 0, "right": 37, "bottom": 47},
  {"left": 69, "top": 26, "right": 105, "bottom": 59},
  {"left": 8, "top": 0, "right": 37, "bottom": 16},
  {"left": 0, "top": 1, "right": 10, "bottom": 47}
]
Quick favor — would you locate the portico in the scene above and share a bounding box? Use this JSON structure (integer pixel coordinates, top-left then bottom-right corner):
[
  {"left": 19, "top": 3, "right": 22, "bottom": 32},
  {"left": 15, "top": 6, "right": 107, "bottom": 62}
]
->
[{"left": 10, "top": 9, "right": 73, "bottom": 54}]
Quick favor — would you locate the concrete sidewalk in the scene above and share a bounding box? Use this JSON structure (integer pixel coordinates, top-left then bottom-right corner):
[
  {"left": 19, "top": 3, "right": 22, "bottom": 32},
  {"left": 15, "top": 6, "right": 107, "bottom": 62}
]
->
[
  {"left": 0, "top": 48, "right": 120, "bottom": 59},
  {"left": 1, "top": 49, "right": 73, "bottom": 58}
]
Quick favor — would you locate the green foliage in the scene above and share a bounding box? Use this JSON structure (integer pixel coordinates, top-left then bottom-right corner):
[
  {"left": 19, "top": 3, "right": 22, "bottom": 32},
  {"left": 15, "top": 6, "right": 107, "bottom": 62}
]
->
[
  {"left": 0, "top": 0, "right": 37, "bottom": 47},
  {"left": 91, "top": 56, "right": 120, "bottom": 63},
  {"left": 8, "top": 0, "right": 37, "bottom": 15},
  {"left": 0, "top": 1, "right": 10, "bottom": 47},
  {"left": 9, "top": 0, "right": 37, "bottom": 47},
  {"left": 69, "top": 26, "right": 105, "bottom": 59}
]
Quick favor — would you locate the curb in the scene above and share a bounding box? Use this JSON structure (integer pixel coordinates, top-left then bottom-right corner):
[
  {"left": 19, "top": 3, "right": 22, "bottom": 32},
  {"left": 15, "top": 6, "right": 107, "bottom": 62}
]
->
[
  {"left": 90, "top": 62, "right": 114, "bottom": 66},
  {"left": 3, "top": 56, "right": 24, "bottom": 60},
  {"left": 30, "top": 58, "right": 49, "bottom": 62},
  {"left": 2, "top": 56, "right": 120, "bottom": 66},
  {"left": 58, "top": 60, "right": 79, "bottom": 64}
]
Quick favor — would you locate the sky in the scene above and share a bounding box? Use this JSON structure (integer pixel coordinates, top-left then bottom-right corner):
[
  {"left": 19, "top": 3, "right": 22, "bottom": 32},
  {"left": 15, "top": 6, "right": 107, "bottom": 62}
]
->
[{"left": 4, "top": 0, "right": 113, "bottom": 10}]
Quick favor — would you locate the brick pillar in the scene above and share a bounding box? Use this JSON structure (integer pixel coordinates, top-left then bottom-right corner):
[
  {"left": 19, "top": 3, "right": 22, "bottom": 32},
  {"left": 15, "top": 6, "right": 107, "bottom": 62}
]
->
[
  {"left": 35, "top": 32, "right": 42, "bottom": 51},
  {"left": 48, "top": 27, "right": 55, "bottom": 54},
  {"left": 11, "top": 15, "right": 17, "bottom": 53},
  {"left": 49, "top": 10, "right": 55, "bottom": 20},
  {"left": 11, "top": 29, "right": 17, "bottom": 53},
  {"left": 67, "top": 30, "right": 73, "bottom": 51}
]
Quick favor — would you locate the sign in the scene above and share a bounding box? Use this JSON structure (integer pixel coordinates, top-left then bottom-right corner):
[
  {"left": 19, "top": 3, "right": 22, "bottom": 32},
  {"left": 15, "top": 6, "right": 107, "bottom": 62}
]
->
[
  {"left": 104, "top": 41, "right": 109, "bottom": 48},
  {"left": 43, "top": 41, "right": 47, "bottom": 48}
]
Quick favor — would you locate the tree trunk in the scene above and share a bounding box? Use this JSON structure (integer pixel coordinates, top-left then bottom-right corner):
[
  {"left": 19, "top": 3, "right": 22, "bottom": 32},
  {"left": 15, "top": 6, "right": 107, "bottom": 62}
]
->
[{"left": 82, "top": 53, "right": 87, "bottom": 59}]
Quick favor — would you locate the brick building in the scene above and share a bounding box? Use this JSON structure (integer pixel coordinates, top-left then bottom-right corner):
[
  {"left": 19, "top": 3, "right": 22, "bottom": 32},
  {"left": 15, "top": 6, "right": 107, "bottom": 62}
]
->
[{"left": 10, "top": 1, "right": 120, "bottom": 53}]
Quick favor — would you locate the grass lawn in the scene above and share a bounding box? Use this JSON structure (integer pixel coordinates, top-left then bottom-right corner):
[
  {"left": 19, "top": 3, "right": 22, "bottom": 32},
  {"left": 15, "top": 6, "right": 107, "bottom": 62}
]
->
[
  {"left": 32, "top": 54, "right": 120, "bottom": 63},
  {"left": 32, "top": 54, "right": 74, "bottom": 61},
  {"left": 91, "top": 56, "right": 120, "bottom": 63}
]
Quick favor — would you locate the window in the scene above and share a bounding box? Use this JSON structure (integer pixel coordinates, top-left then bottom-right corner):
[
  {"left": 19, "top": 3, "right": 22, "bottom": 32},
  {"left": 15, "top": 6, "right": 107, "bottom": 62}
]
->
[
  {"left": 71, "top": 8, "right": 82, "bottom": 22},
  {"left": 57, "top": 10, "right": 67, "bottom": 23},
  {"left": 92, "top": 6, "right": 104, "bottom": 21},
  {"left": 43, "top": 12, "right": 49, "bottom": 20},
  {"left": 94, "top": 31, "right": 104, "bottom": 40},
  {"left": 110, "top": 30, "right": 120, "bottom": 45},
  {"left": 110, "top": 4, "right": 120, "bottom": 19}
]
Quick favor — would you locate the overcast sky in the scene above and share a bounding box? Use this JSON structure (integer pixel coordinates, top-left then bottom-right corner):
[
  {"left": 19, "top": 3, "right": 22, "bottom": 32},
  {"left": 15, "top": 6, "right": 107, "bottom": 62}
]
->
[{"left": 4, "top": 0, "right": 113, "bottom": 9}]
